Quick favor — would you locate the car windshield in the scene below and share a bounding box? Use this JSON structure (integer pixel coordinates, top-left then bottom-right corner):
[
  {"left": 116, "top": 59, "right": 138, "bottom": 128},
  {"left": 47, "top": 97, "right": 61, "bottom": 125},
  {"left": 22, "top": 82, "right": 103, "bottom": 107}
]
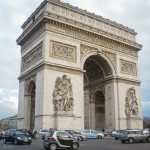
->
[
  {"left": 15, "top": 131, "right": 25, "bottom": 135},
  {"left": 123, "top": 131, "right": 129, "bottom": 134}
]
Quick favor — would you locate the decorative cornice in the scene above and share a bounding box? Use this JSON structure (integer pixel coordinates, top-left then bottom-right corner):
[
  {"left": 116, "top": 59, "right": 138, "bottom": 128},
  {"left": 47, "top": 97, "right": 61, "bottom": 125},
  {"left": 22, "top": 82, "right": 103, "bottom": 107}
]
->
[
  {"left": 45, "top": 20, "right": 139, "bottom": 55},
  {"left": 21, "top": 0, "right": 136, "bottom": 35},
  {"left": 17, "top": 0, "right": 142, "bottom": 51}
]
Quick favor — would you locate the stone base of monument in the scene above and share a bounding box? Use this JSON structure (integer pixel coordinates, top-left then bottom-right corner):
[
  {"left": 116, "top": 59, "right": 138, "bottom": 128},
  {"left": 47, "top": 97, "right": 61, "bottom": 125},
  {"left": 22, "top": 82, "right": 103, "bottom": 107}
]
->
[{"left": 54, "top": 110, "right": 75, "bottom": 130}]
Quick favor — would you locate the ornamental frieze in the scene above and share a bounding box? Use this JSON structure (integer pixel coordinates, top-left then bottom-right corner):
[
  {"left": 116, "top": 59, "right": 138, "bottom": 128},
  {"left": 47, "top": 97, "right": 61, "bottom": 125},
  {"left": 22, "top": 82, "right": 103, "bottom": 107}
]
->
[
  {"left": 125, "top": 87, "right": 138, "bottom": 116},
  {"left": 50, "top": 41, "right": 76, "bottom": 62},
  {"left": 120, "top": 59, "right": 137, "bottom": 76},
  {"left": 52, "top": 75, "right": 74, "bottom": 111},
  {"left": 46, "top": 21, "right": 138, "bottom": 57},
  {"left": 21, "top": 43, "right": 43, "bottom": 70}
]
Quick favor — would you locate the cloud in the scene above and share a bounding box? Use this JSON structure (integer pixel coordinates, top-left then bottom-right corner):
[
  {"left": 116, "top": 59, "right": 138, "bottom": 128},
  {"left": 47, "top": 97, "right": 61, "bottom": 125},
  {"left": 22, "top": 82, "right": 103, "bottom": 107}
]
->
[
  {"left": 0, "top": 0, "right": 150, "bottom": 119},
  {"left": 142, "top": 101, "right": 150, "bottom": 117},
  {"left": 0, "top": 88, "right": 18, "bottom": 119}
]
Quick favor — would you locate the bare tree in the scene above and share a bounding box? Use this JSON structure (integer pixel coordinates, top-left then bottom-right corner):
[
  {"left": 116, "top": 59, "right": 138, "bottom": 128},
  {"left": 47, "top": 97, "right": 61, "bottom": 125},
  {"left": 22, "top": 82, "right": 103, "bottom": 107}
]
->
[{"left": 143, "top": 116, "right": 150, "bottom": 128}]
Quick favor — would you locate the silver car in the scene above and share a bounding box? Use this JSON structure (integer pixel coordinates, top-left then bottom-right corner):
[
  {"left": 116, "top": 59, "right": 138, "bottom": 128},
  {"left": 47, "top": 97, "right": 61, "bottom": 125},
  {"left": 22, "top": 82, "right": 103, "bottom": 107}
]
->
[{"left": 120, "top": 130, "right": 150, "bottom": 144}]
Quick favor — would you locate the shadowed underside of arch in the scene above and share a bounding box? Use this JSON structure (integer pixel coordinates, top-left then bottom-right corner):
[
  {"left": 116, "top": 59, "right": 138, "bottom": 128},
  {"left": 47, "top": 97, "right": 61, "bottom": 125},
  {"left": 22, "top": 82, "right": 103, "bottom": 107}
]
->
[{"left": 84, "top": 55, "right": 112, "bottom": 84}]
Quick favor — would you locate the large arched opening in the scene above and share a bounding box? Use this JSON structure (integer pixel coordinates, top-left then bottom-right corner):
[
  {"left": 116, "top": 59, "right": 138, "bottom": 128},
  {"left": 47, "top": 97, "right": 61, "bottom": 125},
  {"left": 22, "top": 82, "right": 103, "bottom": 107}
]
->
[
  {"left": 83, "top": 54, "right": 113, "bottom": 130},
  {"left": 25, "top": 80, "right": 36, "bottom": 130}
]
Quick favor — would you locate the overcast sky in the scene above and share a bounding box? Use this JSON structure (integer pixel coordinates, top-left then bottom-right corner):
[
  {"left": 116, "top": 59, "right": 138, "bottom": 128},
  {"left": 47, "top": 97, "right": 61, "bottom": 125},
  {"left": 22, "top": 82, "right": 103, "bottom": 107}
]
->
[{"left": 0, "top": 0, "right": 150, "bottom": 119}]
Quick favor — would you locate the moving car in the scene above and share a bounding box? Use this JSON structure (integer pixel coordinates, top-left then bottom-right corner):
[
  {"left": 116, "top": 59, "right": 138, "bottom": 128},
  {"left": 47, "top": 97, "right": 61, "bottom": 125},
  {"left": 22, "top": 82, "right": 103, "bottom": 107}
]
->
[
  {"left": 81, "top": 130, "right": 104, "bottom": 139},
  {"left": 3, "top": 129, "right": 32, "bottom": 145},
  {"left": 120, "top": 130, "right": 150, "bottom": 143},
  {"left": 43, "top": 130, "right": 79, "bottom": 150},
  {"left": 65, "top": 130, "right": 86, "bottom": 141}
]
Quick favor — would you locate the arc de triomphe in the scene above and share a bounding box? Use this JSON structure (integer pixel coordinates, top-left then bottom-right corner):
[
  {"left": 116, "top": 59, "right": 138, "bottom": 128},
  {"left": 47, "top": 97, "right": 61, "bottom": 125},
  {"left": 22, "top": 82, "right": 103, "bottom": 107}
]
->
[{"left": 17, "top": 0, "right": 143, "bottom": 131}]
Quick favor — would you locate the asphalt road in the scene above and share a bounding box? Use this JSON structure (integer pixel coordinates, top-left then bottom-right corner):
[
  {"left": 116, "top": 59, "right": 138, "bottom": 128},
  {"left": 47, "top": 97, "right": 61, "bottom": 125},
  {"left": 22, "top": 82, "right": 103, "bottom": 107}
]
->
[{"left": 0, "top": 137, "right": 150, "bottom": 150}]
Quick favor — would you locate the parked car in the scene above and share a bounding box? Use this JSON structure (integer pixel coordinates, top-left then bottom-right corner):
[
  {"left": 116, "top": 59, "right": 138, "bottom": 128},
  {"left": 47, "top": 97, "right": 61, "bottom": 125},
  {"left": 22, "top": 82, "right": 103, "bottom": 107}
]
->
[
  {"left": 43, "top": 130, "right": 79, "bottom": 150},
  {"left": 111, "top": 130, "right": 124, "bottom": 137},
  {"left": 65, "top": 130, "right": 86, "bottom": 141},
  {"left": 81, "top": 130, "right": 104, "bottom": 139},
  {"left": 114, "top": 130, "right": 125, "bottom": 140},
  {"left": 120, "top": 130, "right": 150, "bottom": 143},
  {"left": 39, "top": 129, "right": 49, "bottom": 137},
  {"left": 143, "top": 128, "right": 150, "bottom": 134},
  {"left": 3, "top": 129, "right": 32, "bottom": 145}
]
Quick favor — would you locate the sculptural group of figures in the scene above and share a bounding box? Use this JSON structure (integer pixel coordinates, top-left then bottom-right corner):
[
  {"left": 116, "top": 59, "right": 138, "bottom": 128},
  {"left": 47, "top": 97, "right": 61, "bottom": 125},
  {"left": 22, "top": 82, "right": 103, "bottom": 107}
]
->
[
  {"left": 125, "top": 87, "right": 138, "bottom": 116},
  {"left": 52, "top": 75, "right": 74, "bottom": 111}
]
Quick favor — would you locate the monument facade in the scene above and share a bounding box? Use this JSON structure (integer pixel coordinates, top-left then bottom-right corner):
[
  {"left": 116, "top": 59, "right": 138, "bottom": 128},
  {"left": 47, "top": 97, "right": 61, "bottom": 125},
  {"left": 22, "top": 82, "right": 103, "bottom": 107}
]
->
[{"left": 17, "top": 0, "right": 143, "bottom": 131}]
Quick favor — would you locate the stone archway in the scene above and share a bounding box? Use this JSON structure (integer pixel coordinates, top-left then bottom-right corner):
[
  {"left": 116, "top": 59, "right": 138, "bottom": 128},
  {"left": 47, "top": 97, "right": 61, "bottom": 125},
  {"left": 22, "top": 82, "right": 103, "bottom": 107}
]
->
[
  {"left": 17, "top": 0, "right": 143, "bottom": 131},
  {"left": 83, "top": 54, "right": 113, "bottom": 130},
  {"left": 25, "top": 79, "right": 36, "bottom": 130}
]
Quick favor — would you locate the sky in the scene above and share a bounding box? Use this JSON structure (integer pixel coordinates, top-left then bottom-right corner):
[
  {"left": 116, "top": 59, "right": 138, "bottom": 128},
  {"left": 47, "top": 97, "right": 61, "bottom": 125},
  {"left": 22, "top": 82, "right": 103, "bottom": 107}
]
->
[{"left": 0, "top": 0, "right": 150, "bottom": 119}]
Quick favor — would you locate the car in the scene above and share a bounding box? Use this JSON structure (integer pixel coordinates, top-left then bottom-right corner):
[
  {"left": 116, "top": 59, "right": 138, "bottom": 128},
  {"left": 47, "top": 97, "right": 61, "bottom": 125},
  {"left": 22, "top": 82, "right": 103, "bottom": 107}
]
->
[
  {"left": 65, "top": 130, "right": 86, "bottom": 141},
  {"left": 111, "top": 130, "right": 124, "bottom": 137},
  {"left": 3, "top": 129, "right": 32, "bottom": 145},
  {"left": 43, "top": 130, "right": 79, "bottom": 150},
  {"left": 81, "top": 130, "right": 104, "bottom": 139},
  {"left": 114, "top": 130, "right": 125, "bottom": 140},
  {"left": 143, "top": 128, "right": 150, "bottom": 134},
  {"left": 120, "top": 130, "right": 150, "bottom": 144},
  {"left": 39, "top": 129, "right": 49, "bottom": 137}
]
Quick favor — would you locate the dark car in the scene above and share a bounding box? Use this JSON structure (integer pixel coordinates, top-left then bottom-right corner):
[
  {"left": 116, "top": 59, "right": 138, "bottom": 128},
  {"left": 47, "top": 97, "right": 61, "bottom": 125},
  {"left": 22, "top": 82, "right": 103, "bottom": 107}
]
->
[
  {"left": 3, "top": 129, "right": 32, "bottom": 145},
  {"left": 43, "top": 130, "right": 79, "bottom": 150}
]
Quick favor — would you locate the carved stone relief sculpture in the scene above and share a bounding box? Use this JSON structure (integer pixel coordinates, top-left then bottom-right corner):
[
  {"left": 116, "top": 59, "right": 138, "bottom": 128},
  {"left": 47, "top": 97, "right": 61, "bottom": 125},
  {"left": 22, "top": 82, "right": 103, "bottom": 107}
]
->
[
  {"left": 21, "top": 43, "right": 43, "bottom": 70},
  {"left": 50, "top": 41, "right": 76, "bottom": 62},
  {"left": 125, "top": 87, "right": 138, "bottom": 116},
  {"left": 52, "top": 75, "right": 74, "bottom": 111},
  {"left": 120, "top": 59, "right": 137, "bottom": 76}
]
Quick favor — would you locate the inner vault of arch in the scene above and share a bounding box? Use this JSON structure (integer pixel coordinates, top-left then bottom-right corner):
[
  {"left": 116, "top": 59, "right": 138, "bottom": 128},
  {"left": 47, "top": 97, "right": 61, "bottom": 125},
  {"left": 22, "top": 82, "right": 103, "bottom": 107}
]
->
[{"left": 83, "top": 55, "right": 113, "bottom": 130}]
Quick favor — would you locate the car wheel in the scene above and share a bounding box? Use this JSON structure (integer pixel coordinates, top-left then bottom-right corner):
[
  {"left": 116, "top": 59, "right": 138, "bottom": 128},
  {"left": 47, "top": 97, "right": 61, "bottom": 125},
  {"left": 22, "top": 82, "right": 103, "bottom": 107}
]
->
[
  {"left": 97, "top": 136, "right": 102, "bottom": 139},
  {"left": 128, "top": 138, "right": 134, "bottom": 144},
  {"left": 71, "top": 143, "right": 79, "bottom": 150},
  {"left": 3, "top": 139, "right": 7, "bottom": 144},
  {"left": 14, "top": 139, "right": 18, "bottom": 145},
  {"left": 50, "top": 143, "right": 57, "bottom": 150},
  {"left": 28, "top": 142, "right": 31, "bottom": 145},
  {"left": 115, "top": 137, "right": 118, "bottom": 140},
  {"left": 147, "top": 137, "right": 150, "bottom": 142}
]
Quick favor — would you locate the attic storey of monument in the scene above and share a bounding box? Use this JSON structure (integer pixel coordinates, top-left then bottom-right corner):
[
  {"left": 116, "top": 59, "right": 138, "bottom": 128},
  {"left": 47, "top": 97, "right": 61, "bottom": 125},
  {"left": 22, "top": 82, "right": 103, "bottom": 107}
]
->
[{"left": 17, "top": 0, "right": 143, "bottom": 131}]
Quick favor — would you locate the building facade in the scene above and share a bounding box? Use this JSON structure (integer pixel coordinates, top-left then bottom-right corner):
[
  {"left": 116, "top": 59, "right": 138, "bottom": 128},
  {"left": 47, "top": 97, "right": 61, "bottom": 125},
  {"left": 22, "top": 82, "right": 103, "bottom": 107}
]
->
[{"left": 17, "top": 0, "right": 143, "bottom": 131}]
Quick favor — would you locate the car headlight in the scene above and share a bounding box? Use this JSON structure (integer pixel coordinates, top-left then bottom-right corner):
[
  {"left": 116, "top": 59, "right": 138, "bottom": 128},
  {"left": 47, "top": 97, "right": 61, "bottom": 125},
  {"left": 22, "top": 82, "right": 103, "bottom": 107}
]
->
[
  {"left": 17, "top": 137, "right": 22, "bottom": 140},
  {"left": 29, "top": 137, "right": 31, "bottom": 140}
]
